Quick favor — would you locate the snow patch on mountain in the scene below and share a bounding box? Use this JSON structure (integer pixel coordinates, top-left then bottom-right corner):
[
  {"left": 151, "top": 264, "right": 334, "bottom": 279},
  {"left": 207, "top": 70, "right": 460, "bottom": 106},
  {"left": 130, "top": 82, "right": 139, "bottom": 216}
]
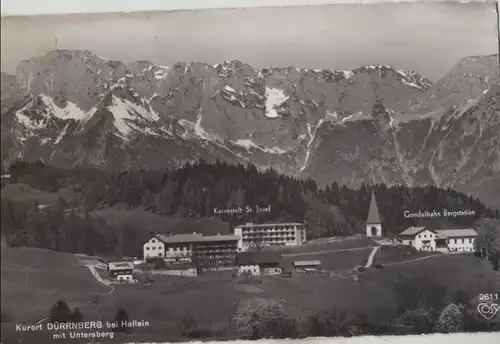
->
[
  {"left": 40, "top": 95, "right": 88, "bottom": 120},
  {"left": 232, "top": 139, "right": 287, "bottom": 155},
  {"left": 264, "top": 87, "right": 289, "bottom": 119},
  {"left": 178, "top": 111, "right": 219, "bottom": 143},
  {"left": 154, "top": 66, "right": 170, "bottom": 80},
  {"left": 108, "top": 95, "right": 159, "bottom": 138}
]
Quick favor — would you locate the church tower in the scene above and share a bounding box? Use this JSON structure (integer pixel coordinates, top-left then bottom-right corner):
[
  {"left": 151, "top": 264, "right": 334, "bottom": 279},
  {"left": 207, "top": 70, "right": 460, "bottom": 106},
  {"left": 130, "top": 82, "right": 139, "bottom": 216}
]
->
[{"left": 366, "top": 191, "right": 382, "bottom": 237}]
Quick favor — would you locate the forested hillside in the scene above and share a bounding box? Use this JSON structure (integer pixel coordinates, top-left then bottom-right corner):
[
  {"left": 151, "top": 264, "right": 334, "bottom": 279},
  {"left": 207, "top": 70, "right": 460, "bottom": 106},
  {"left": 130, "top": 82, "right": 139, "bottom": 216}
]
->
[{"left": 1, "top": 160, "right": 498, "bottom": 258}]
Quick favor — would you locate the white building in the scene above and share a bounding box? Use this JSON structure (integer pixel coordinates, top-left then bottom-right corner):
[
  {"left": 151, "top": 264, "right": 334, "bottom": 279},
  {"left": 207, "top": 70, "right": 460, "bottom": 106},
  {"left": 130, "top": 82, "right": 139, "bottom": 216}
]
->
[
  {"left": 143, "top": 233, "right": 239, "bottom": 268},
  {"left": 399, "top": 227, "right": 477, "bottom": 252},
  {"left": 143, "top": 236, "right": 166, "bottom": 259},
  {"left": 235, "top": 251, "right": 282, "bottom": 276},
  {"left": 365, "top": 191, "right": 383, "bottom": 237},
  {"left": 234, "top": 222, "right": 307, "bottom": 252},
  {"left": 435, "top": 229, "right": 478, "bottom": 252},
  {"left": 107, "top": 261, "right": 134, "bottom": 281},
  {"left": 399, "top": 227, "right": 437, "bottom": 251}
]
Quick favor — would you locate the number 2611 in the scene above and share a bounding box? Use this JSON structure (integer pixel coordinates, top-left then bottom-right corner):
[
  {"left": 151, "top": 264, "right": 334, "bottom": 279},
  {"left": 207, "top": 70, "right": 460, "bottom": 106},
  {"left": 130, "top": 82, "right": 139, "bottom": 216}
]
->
[{"left": 479, "top": 293, "right": 499, "bottom": 301}]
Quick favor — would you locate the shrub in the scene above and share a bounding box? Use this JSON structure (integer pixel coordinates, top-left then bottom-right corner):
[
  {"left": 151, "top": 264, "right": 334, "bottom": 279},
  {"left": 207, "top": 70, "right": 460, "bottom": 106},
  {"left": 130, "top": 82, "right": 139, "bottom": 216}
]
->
[
  {"left": 233, "top": 298, "right": 287, "bottom": 339},
  {"left": 436, "top": 303, "right": 465, "bottom": 333},
  {"left": 399, "top": 308, "right": 435, "bottom": 333},
  {"left": 176, "top": 315, "right": 198, "bottom": 336}
]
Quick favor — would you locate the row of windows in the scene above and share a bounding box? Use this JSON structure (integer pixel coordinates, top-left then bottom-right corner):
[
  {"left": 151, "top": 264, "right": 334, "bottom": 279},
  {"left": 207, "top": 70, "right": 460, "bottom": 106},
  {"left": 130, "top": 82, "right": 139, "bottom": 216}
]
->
[{"left": 449, "top": 238, "right": 474, "bottom": 244}]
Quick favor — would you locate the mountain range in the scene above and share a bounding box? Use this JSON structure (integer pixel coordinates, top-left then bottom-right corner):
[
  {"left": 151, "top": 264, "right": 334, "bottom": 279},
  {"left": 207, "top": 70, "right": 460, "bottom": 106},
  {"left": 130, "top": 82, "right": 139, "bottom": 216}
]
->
[{"left": 1, "top": 49, "right": 499, "bottom": 210}]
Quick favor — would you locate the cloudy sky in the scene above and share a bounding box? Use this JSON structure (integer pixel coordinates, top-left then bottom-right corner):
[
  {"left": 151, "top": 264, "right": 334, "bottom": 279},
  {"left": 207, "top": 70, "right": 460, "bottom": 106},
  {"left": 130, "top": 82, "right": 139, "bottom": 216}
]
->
[{"left": 1, "top": 2, "right": 498, "bottom": 81}]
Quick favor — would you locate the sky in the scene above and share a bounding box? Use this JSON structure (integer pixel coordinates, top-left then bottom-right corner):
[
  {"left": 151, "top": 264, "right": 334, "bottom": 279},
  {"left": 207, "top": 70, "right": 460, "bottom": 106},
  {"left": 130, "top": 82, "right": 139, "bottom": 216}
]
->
[{"left": 1, "top": 2, "right": 498, "bottom": 81}]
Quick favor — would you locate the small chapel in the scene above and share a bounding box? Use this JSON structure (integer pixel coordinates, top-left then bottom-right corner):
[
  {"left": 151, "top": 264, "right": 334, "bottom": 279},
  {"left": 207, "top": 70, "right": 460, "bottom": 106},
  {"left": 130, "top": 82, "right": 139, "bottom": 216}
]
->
[{"left": 365, "top": 191, "right": 383, "bottom": 237}]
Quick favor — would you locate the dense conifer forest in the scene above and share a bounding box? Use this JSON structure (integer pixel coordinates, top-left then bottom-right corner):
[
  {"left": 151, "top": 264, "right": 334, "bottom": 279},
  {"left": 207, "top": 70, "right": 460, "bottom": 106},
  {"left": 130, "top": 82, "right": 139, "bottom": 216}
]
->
[{"left": 1, "top": 160, "right": 498, "bottom": 257}]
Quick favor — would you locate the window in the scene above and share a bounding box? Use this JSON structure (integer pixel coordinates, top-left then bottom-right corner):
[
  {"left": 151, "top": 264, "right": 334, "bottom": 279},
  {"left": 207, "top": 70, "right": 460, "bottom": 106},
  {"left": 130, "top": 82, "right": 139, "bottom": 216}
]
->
[
  {"left": 152, "top": 239, "right": 156, "bottom": 243},
  {"left": 158, "top": 253, "right": 162, "bottom": 257},
  {"left": 146, "top": 247, "right": 150, "bottom": 250}
]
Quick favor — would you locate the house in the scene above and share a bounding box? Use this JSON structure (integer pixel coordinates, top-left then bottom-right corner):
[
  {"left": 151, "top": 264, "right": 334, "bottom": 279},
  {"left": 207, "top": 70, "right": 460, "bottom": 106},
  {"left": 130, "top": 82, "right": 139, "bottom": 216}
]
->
[
  {"left": 107, "top": 261, "right": 134, "bottom": 281},
  {"left": 235, "top": 251, "right": 282, "bottom": 276},
  {"left": 234, "top": 222, "right": 307, "bottom": 252},
  {"left": 292, "top": 260, "right": 321, "bottom": 272},
  {"left": 365, "top": 191, "right": 383, "bottom": 237},
  {"left": 399, "top": 227, "right": 478, "bottom": 252},
  {"left": 435, "top": 229, "right": 477, "bottom": 252},
  {"left": 399, "top": 227, "right": 437, "bottom": 251}
]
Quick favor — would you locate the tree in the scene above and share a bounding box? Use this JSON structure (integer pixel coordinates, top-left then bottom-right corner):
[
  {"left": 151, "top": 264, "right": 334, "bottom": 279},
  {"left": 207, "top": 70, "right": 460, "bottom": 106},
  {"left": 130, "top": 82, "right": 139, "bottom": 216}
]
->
[
  {"left": 114, "top": 307, "right": 131, "bottom": 333},
  {"left": 248, "top": 239, "right": 266, "bottom": 252},
  {"left": 233, "top": 298, "right": 287, "bottom": 339},
  {"left": 49, "top": 300, "right": 72, "bottom": 323},
  {"left": 475, "top": 218, "right": 500, "bottom": 256},
  {"left": 91, "top": 294, "right": 102, "bottom": 320},
  {"left": 436, "top": 303, "right": 465, "bottom": 333},
  {"left": 71, "top": 307, "right": 83, "bottom": 322}
]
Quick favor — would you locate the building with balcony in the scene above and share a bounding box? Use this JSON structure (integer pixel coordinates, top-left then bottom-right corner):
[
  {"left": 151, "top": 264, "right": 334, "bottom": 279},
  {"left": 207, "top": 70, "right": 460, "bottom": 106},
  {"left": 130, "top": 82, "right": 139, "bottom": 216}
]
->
[
  {"left": 143, "top": 233, "right": 240, "bottom": 270},
  {"left": 234, "top": 222, "right": 307, "bottom": 252},
  {"left": 399, "top": 227, "right": 477, "bottom": 252}
]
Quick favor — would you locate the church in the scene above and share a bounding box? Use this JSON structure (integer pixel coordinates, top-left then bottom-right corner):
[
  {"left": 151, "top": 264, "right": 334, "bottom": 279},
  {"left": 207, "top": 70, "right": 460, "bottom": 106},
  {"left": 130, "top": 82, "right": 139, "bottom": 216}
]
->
[{"left": 365, "top": 191, "right": 383, "bottom": 237}]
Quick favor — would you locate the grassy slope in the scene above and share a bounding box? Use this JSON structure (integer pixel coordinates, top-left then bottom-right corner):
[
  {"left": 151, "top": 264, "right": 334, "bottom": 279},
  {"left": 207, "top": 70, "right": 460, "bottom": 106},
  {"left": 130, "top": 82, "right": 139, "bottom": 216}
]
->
[
  {"left": 362, "top": 254, "right": 500, "bottom": 298},
  {"left": 372, "top": 246, "right": 440, "bottom": 265},
  {"left": 1, "top": 247, "right": 108, "bottom": 322},
  {"left": 282, "top": 248, "right": 373, "bottom": 271},
  {"left": 2, "top": 248, "right": 499, "bottom": 343}
]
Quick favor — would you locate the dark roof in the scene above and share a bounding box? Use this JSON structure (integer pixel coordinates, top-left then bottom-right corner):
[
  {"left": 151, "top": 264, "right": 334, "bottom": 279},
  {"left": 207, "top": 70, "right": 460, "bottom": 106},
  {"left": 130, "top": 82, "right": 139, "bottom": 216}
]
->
[
  {"left": 435, "top": 229, "right": 478, "bottom": 238},
  {"left": 108, "top": 262, "right": 134, "bottom": 271},
  {"left": 236, "top": 251, "right": 282, "bottom": 266},
  {"left": 155, "top": 233, "right": 240, "bottom": 244},
  {"left": 366, "top": 191, "right": 381, "bottom": 224},
  {"left": 293, "top": 260, "right": 321, "bottom": 267}
]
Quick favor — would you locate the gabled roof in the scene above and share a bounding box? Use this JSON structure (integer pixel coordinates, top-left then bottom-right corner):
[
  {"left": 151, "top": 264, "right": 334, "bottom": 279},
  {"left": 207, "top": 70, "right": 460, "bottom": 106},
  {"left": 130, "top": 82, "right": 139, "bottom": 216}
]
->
[
  {"left": 435, "top": 229, "right": 478, "bottom": 238},
  {"left": 236, "top": 251, "right": 281, "bottom": 266},
  {"left": 293, "top": 260, "right": 321, "bottom": 267},
  {"left": 108, "top": 262, "right": 134, "bottom": 271},
  {"left": 366, "top": 191, "right": 381, "bottom": 224},
  {"left": 399, "top": 226, "right": 435, "bottom": 237}
]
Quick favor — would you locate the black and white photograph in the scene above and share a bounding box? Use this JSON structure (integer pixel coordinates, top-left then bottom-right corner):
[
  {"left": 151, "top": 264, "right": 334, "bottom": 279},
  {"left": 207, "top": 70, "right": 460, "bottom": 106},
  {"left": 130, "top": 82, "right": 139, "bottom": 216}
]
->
[{"left": 1, "top": 1, "right": 500, "bottom": 343}]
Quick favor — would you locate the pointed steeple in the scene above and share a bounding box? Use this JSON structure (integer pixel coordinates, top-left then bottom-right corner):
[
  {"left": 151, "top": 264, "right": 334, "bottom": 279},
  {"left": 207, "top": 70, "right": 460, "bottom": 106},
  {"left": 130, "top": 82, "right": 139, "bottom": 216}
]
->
[{"left": 366, "top": 191, "right": 381, "bottom": 224}]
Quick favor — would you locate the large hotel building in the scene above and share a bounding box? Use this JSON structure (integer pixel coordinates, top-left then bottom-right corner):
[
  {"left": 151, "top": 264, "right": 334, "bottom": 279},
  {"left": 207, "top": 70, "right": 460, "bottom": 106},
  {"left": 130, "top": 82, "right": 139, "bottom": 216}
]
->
[
  {"left": 143, "top": 233, "right": 239, "bottom": 269},
  {"left": 234, "top": 222, "right": 307, "bottom": 251}
]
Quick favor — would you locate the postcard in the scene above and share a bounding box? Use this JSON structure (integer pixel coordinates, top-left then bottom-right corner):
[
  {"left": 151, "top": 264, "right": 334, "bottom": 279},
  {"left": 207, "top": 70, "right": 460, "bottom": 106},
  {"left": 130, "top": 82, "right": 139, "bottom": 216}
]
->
[{"left": 1, "top": 1, "right": 499, "bottom": 343}]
